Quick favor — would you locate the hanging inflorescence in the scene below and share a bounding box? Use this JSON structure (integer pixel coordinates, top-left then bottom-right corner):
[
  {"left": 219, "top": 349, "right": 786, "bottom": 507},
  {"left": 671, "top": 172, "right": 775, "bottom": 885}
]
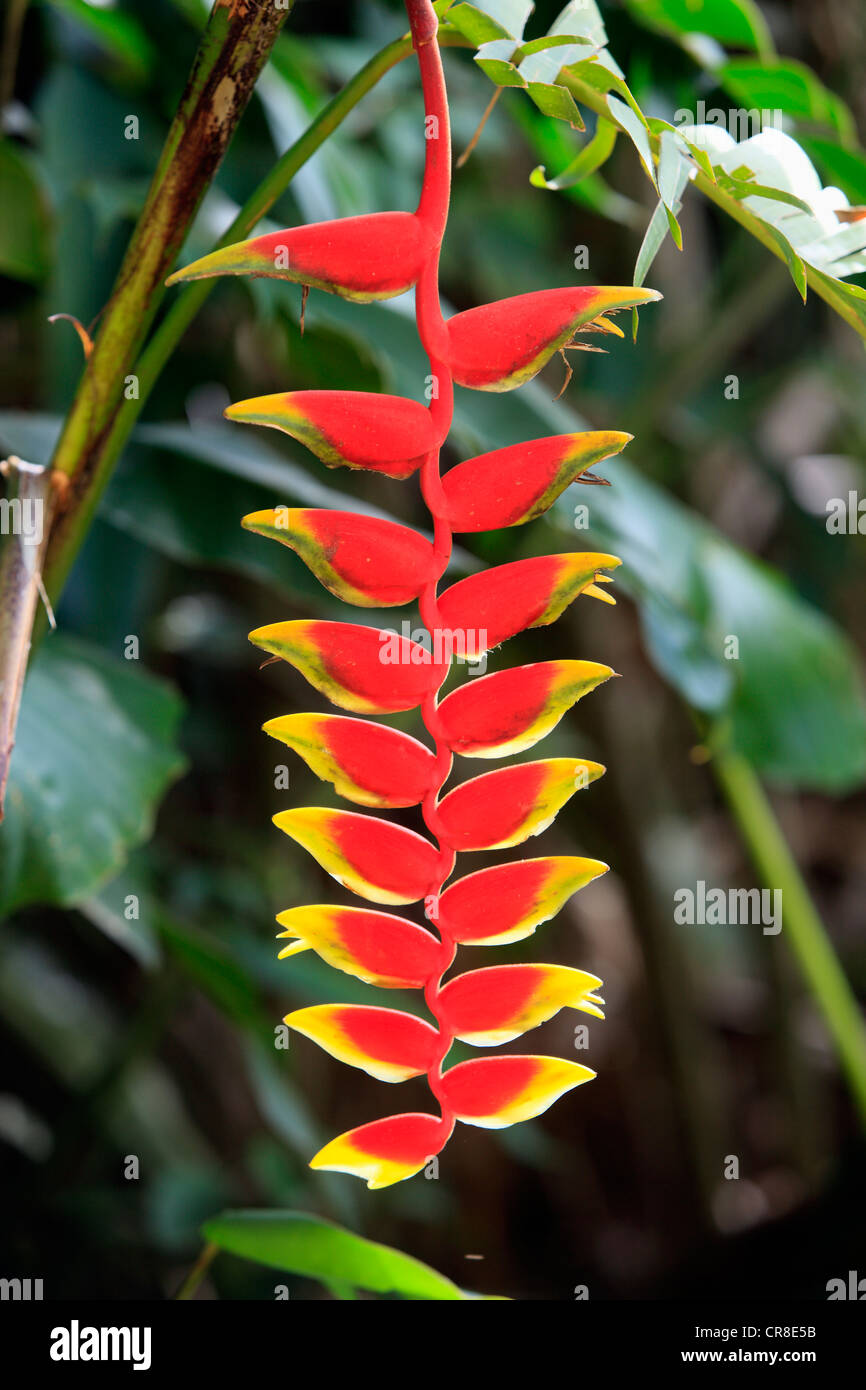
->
[{"left": 168, "top": 0, "right": 659, "bottom": 1189}]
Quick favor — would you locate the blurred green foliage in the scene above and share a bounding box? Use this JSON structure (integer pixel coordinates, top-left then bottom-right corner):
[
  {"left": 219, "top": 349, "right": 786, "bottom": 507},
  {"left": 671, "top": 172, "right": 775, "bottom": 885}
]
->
[{"left": 1, "top": 0, "right": 865, "bottom": 1299}]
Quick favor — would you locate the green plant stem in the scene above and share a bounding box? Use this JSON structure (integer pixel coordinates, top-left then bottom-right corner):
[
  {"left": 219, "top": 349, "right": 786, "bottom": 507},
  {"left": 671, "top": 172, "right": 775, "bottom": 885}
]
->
[
  {"left": 713, "top": 748, "right": 866, "bottom": 1128},
  {"left": 175, "top": 1241, "right": 219, "bottom": 1301},
  {"left": 0, "top": 0, "right": 30, "bottom": 112},
  {"left": 41, "top": 0, "right": 294, "bottom": 605}
]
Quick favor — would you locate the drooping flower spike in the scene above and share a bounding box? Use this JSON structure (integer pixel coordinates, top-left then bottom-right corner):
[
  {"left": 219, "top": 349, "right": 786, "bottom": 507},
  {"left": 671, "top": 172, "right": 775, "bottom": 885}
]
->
[{"left": 168, "top": 0, "right": 660, "bottom": 1189}]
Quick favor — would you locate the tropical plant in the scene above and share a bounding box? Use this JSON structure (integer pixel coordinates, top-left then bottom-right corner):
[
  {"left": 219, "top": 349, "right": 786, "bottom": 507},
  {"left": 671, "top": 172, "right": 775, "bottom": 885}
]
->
[
  {"left": 167, "top": 0, "right": 658, "bottom": 1188},
  {"left": 2, "top": 0, "right": 866, "bottom": 1301}
]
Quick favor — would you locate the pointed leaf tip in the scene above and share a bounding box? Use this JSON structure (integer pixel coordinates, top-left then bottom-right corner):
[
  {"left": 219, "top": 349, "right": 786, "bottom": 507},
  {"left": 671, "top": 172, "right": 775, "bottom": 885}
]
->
[
  {"left": 448, "top": 286, "right": 662, "bottom": 391},
  {"left": 166, "top": 212, "right": 429, "bottom": 301},
  {"left": 310, "top": 1113, "right": 448, "bottom": 1188}
]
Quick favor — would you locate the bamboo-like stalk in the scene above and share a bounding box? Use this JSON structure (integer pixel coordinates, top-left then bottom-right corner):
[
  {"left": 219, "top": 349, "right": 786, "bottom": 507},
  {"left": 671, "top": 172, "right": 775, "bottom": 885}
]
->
[
  {"left": 41, "top": 0, "right": 294, "bottom": 606},
  {"left": 0, "top": 458, "right": 55, "bottom": 819}
]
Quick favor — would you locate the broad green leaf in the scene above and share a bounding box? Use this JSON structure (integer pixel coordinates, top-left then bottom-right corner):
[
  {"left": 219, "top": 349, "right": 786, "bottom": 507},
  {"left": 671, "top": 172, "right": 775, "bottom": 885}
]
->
[
  {"left": 624, "top": 0, "right": 773, "bottom": 58},
  {"left": 0, "top": 141, "right": 52, "bottom": 283},
  {"left": 801, "top": 137, "right": 866, "bottom": 204},
  {"left": 700, "top": 544, "right": 866, "bottom": 789},
  {"left": 202, "top": 1209, "right": 476, "bottom": 1299},
  {"left": 44, "top": 0, "right": 155, "bottom": 83},
  {"left": 719, "top": 59, "right": 857, "bottom": 145},
  {"left": 0, "top": 637, "right": 187, "bottom": 917},
  {"left": 438, "top": 0, "right": 532, "bottom": 44}
]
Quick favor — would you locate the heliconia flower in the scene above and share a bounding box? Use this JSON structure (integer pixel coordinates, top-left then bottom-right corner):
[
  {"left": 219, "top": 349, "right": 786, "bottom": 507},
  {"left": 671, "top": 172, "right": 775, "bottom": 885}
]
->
[
  {"left": 276, "top": 905, "right": 443, "bottom": 988},
  {"left": 225, "top": 390, "right": 439, "bottom": 478},
  {"left": 273, "top": 807, "right": 440, "bottom": 904},
  {"left": 242, "top": 509, "right": 436, "bottom": 607},
  {"left": 437, "top": 964, "right": 605, "bottom": 1046},
  {"left": 167, "top": 0, "right": 660, "bottom": 1193},
  {"left": 437, "top": 856, "right": 608, "bottom": 946},
  {"left": 166, "top": 211, "right": 432, "bottom": 301},
  {"left": 283, "top": 1004, "right": 440, "bottom": 1082},
  {"left": 437, "top": 660, "right": 615, "bottom": 759},
  {"left": 447, "top": 286, "right": 662, "bottom": 391},
  {"left": 441, "top": 431, "right": 632, "bottom": 532},
  {"left": 437, "top": 553, "right": 621, "bottom": 656},
  {"left": 249, "top": 620, "right": 446, "bottom": 713},
  {"left": 309, "top": 1112, "right": 448, "bottom": 1189},
  {"left": 439, "top": 1056, "right": 596, "bottom": 1127},
  {"left": 264, "top": 713, "right": 435, "bottom": 807},
  {"left": 435, "top": 758, "right": 604, "bottom": 852}
]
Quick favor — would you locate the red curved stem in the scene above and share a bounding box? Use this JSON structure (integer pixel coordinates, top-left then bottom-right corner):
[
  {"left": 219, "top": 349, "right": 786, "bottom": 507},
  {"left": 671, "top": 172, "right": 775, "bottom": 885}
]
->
[{"left": 408, "top": 0, "right": 458, "bottom": 1146}]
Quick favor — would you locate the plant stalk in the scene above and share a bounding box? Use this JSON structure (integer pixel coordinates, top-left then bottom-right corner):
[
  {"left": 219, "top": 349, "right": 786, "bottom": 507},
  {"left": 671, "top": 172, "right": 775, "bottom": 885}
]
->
[
  {"left": 175, "top": 1241, "right": 219, "bottom": 1301},
  {"left": 713, "top": 748, "right": 866, "bottom": 1128},
  {"left": 0, "top": 457, "right": 55, "bottom": 819},
  {"left": 42, "top": 0, "right": 294, "bottom": 605}
]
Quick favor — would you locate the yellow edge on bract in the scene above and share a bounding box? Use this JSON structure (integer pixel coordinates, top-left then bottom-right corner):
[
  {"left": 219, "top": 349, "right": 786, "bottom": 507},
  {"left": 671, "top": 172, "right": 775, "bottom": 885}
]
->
[
  {"left": 249, "top": 621, "right": 382, "bottom": 715},
  {"left": 243, "top": 511, "right": 377, "bottom": 608},
  {"left": 457, "top": 1058, "right": 596, "bottom": 1129},
  {"left": 276, "top": 907, "right": 413, "bottom": 987},
  {"left": 465, "top": 856, "right": 610, "bottom": 946},
  {"left": 284, "top": 1005, "right": 425, "bottom": 1083},
  {"left": 530, "top": 553, "right": 621, "bottom": 630},
  {"left": 309, "top": 1135, "right": 427, "bottom": 1190},
  {"left": 459, "top": 661, "right": 616, "bottom": 761},
  {"left": 509, "top": 430, "right": 632, "bottom": 526},
  {"left": 480, "top": 287, "right": 662, "bottom": 392},
  {"left": 273, "top": 808, "right": 420, "bottom": 906},
  {"left": 166, "top": 238, "right": 412, "bottom": 302},
  {"left": 463, "top": 758, "right": 605, "bottom": 851},
  {"left": 264, "top": 713, "right": 388, "bottom": 806},
  {"left": 456, "top": 964, "right": 605, "bottom": 1046}
]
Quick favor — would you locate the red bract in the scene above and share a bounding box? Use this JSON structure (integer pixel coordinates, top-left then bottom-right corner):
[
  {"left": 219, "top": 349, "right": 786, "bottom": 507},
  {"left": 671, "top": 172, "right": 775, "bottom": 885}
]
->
[
  {"left": 441, "top": 431, "right": 633, "bottom": 532},
  {"left": 242, "top": 508, "right": 436, "bottom": 607},
  {"left": 226, "top": 390, "right": 439, "bottom": 477},
  {"left": 168, "top": 0, "right": 660, "bottom": 1189},
  {"left": 167, "top": 211, "right": 432, "bottom": 302}
]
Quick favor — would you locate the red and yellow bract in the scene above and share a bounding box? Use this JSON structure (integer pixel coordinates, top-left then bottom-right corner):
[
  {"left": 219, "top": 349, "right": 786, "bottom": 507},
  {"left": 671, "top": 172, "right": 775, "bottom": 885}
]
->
[{"left": 168, "top": 0, "right": 660, "bottom": 1188}]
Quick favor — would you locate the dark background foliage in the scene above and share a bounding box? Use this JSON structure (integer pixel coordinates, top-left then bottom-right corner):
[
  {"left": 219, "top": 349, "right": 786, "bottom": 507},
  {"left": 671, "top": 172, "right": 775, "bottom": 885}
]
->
[{"left": 1, "top": 0, "right": 865, "bottom": 1299}]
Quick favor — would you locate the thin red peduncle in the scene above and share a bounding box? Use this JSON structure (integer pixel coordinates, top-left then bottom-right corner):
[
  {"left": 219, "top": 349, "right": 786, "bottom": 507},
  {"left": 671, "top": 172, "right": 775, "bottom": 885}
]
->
[{"left": 407, "top": 0, "right": 457, "bottom": 1146}]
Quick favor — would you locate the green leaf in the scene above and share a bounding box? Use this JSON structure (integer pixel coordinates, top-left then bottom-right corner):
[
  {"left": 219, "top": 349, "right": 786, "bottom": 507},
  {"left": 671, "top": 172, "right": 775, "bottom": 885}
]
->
[
  {"left": 548, "top": 0, "right": 608, "bottom": 48},
  {"left": 202, "top": 1209, "right": 475, "bottom": 1300},
  {"left": 719, "top": 59, "right": 857, "bottom": 145},
  {"left": 606, "top": 94, "right": 657, "bottom": 188},
  {"left": 440, "top": 0, "right": 532, "bottom": 44},
  {"left": 624, "top": 0, "right": 774, "bottom": 58},
  {"left": 716, "top": 169, "right": 813, "bottom": 213},
  {"left": 699, "top": 543, "right": 866, "bottom": 789},
  {"left": 0, "top": 637, "right": 186, "bottom": 917},
  {"left": 800, "top": 137, "right": 866, "bottom": 205},
  {"left": 0, "top": 141, "right": 52, "bottom": 283},
  {"left": 530, "top": 114, "right": 617, "bottom": 189},
  {"left": 762, "top": 223, "right": 808, "bottom": 300},
  {"left": 634, "top": 131, "right": 691, "bottom": 289},
  {"left": 43, "top": 0, "right": 155, "bottom": 82}
]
